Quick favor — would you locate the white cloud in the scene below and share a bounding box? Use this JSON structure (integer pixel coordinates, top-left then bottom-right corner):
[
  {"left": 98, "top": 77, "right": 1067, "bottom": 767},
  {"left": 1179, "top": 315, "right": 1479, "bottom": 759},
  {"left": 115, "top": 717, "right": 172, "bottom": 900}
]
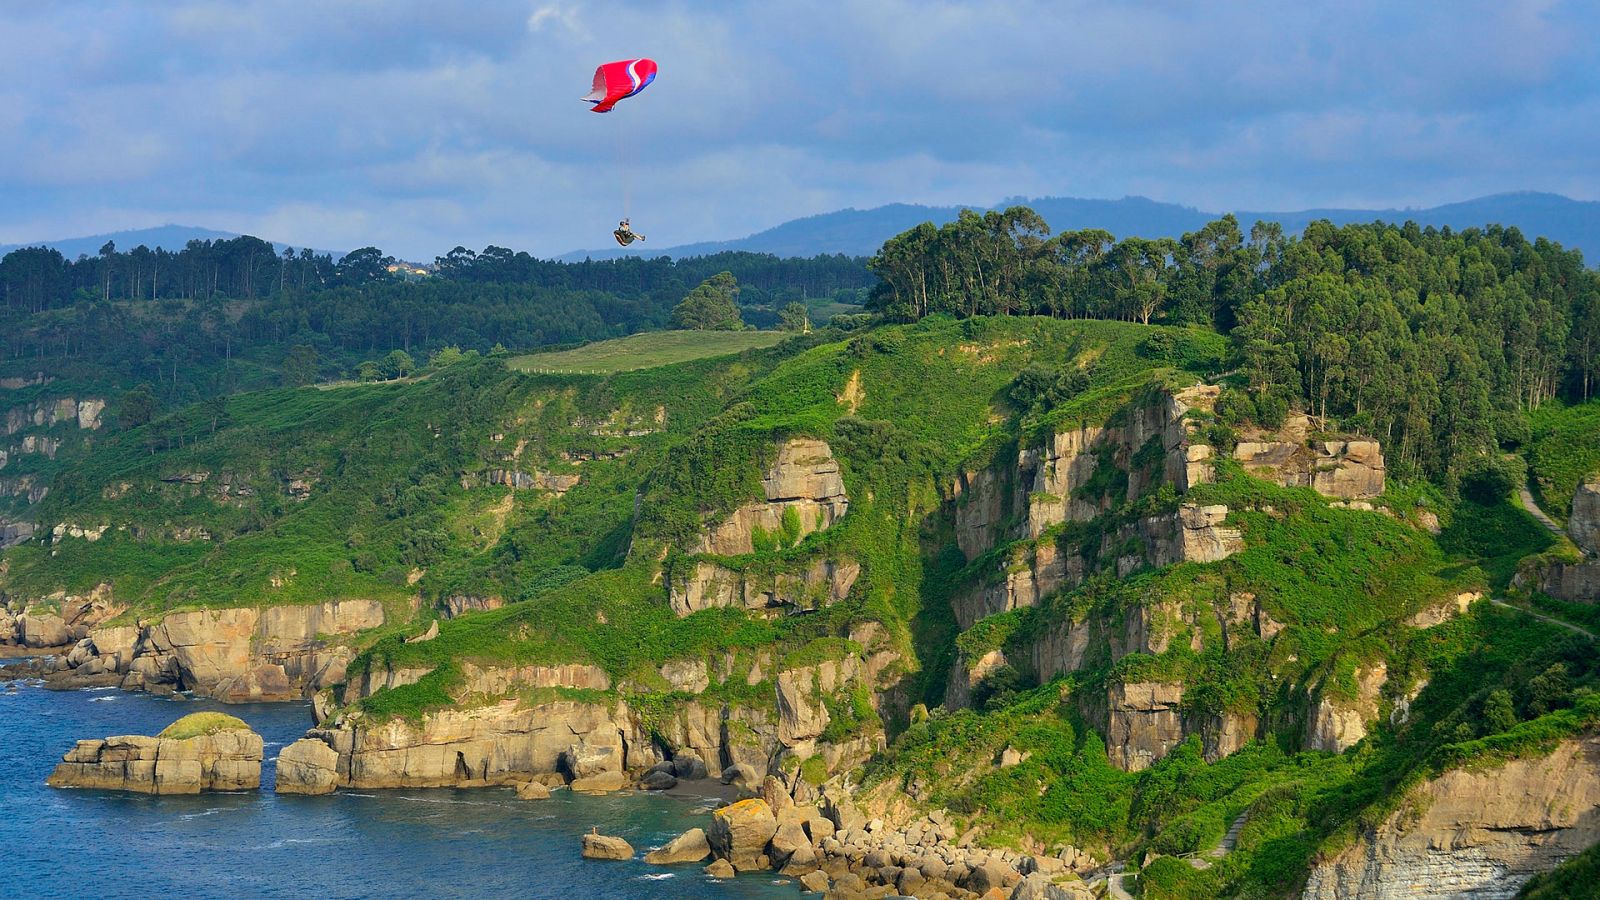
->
[{"left": 528, "top": 3, "right": 590, "bottom": 40}]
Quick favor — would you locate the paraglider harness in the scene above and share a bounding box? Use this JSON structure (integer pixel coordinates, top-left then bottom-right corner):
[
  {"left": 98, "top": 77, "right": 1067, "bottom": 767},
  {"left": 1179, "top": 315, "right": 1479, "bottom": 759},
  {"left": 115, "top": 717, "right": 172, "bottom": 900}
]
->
[{"left": 614, "top": 220, "right": 645, "bottom": 247}]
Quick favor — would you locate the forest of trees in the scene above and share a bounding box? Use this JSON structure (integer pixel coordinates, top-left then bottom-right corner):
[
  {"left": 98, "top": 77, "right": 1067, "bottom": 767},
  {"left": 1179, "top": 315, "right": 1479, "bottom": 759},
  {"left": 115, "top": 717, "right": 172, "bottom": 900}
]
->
[
  {"left": 868, "top": 207, "right": 1600, "bottom": 481},
  {"left": 0, "top": 238, "right": 873, "bottom": 400}
]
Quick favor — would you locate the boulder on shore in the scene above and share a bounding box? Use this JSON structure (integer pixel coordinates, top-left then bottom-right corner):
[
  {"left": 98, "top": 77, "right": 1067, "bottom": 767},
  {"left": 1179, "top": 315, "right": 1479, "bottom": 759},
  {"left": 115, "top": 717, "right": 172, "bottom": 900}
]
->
[
  {"left": 708, "top": 797, "right": 778, "bottom": 872},
  {"left": 644, "top": 827, "right": 711, "bottom": 865},
  {"left": 640, "top": 769, "right": 678, "bottom": 790},
  {"left": 570, "top": 770, "right": 628, "bottom": 793},
  {"left": 581, "top": 832, "right": 634, "bottom": 860},
  {"left": 48, "top": 712, "right": 262, "bottom": 795},
  {"left": 704, "top": 858, "right": 736, "bottom": 878},
  {"left": 274, "top": 738, "right": 340, "bottom": 795},
  {"left": 515, "top": 780, "right": 551, "bottom": 800}
]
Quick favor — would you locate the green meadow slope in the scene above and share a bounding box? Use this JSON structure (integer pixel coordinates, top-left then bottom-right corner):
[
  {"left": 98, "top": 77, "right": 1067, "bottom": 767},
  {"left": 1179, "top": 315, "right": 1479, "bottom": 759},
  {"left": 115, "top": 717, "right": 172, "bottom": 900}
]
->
[{"left": 5, "top": 315, "right": 1599, "bottom": 897}]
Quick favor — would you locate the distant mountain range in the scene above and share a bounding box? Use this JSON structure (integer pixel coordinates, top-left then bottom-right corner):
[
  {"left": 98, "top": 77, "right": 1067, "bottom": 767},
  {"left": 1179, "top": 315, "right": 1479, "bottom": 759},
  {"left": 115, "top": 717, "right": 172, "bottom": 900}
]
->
[
  {"left": 0, "top": 225, "right": 334, "bottom": 260},
  {"left": 9, "top": 192, "right": 1598, "bottom": 268},
  {"left": 560, "top": 191, "right": 1600, "bottom": 263}
]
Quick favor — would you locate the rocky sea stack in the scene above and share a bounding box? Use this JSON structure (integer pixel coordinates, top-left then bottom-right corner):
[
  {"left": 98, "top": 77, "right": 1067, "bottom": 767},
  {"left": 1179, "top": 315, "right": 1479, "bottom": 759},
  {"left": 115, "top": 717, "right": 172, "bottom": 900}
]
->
[{"left": 47, "top": 712, "right": 263, "bottom": 794}]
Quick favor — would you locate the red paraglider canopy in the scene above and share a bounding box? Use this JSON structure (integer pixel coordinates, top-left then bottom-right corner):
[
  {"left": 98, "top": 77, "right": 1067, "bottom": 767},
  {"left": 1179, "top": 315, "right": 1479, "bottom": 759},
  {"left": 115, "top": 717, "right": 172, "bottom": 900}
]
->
[{"left": 583, "top": 58, "right": 657, "bottom": 113}]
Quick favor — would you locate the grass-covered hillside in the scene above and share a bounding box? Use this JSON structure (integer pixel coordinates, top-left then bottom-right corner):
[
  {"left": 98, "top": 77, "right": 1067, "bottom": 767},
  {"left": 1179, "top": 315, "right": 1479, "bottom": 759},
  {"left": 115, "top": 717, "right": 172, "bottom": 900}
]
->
[
  {"left": 7, "top": 302, "right": 1599, "bottom": 894},
  {"left": 509, "top": 330, "right": 787, "bottom": 374},
  {"left": 0, "top": 336, "right": 810, "bottom": 618},
  {"left": 352, "top": 316, "right": 1231, "bottom": 709}
]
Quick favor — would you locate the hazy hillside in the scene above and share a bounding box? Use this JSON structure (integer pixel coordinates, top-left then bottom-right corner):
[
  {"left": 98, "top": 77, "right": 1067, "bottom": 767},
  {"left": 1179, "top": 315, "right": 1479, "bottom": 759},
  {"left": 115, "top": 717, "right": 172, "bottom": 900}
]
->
[
  {"left": 563, "top": 191, "right": 1600, "bottom": 263},
  {"left": 0, "top": 225, "right": 329, "bottom": 259}
]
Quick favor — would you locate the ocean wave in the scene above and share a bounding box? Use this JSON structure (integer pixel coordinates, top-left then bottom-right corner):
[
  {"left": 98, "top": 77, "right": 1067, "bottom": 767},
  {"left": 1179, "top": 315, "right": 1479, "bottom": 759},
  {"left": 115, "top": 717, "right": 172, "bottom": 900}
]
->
[
  {"left": 247, "top": 836, "right": 355, "bottom": 851},
  {"left": 394, "top": 794, "right": 502, "bottom": 807},
  {"left": 179, "top": 808, "right": 227, "bottom": 820},
  {"left": 82, "top": 686, "right": 120, "bottom": 692},
  {"left": 88, "top": 696, "right": 116, "bottom": 703},
  {"left": 636, "top": 873, "right": 674, "bottom": 881}
]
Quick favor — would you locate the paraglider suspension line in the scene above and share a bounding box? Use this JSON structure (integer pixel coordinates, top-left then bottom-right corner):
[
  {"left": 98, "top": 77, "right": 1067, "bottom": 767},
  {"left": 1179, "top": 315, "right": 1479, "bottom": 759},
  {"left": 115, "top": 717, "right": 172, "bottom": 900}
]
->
[{"left": 615, "top": 114, "right": 635, "bottom": 220}]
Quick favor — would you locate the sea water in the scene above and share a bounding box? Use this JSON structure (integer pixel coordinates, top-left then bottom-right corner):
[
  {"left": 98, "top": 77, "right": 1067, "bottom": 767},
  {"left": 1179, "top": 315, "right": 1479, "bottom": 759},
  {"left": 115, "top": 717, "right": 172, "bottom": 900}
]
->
[{"left": 0, "top": 676, "right": 801, "bottom": 899}]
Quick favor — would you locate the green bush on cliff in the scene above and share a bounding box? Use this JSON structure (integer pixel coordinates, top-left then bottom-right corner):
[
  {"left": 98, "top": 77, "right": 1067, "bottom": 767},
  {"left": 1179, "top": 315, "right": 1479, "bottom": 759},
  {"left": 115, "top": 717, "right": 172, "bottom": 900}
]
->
[
  {"left": 1525, "top": 400, "right": 1600, "bottom": 520},
  {"left": 157, "top": 712, "right": 252, "bottom": 740}
]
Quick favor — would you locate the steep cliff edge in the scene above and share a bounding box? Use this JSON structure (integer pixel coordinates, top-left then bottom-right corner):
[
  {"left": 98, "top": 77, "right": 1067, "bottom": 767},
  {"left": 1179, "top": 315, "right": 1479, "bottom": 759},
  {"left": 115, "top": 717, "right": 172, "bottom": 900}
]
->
[
  {"left": 668, "top": 437, "right": 857, "bottom": 617},
  {"left": 31, "top": 599, "right": 390, "bottom": 701},
  {"left": 1303, "top": 734, "right": 1600, "bottom": 899}
]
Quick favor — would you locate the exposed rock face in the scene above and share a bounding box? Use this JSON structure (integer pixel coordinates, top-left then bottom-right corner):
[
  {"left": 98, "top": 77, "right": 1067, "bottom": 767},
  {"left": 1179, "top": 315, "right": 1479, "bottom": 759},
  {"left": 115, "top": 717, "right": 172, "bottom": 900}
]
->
[
  {"left": 645, "top": 828, "right": 712, "bottom": 865},
  {"left": 1572, "top": 477, "right": 1600, "bottom": 555},
  {"left": 1540, "top": 561, "right": 1600, "bottom": 602},
  {"left": 342, "top": 659, "right": 434, "bottom": 704},
  {"left": 48, "top": 727, "right": 262, "bottom": 794},
  {"left": 515, "top": 780, "right": 551, "bottom": 799},
  {"left": 660, "top": 657, "right": 710, "bottom": 693},
  {"left": 1233, "top": 423, "right": 1386, "bottom": 499},
  {"left": 954, "top": 385, "right": 1219, "bottom": 562},
  {"left": 279, "top": 699, "right": 645, "bottom": 792},
  {"left": 18, "top": 611, "right": 69, "bottom": 647},
  {"left": 944, "top": 649, "right": 1007, "bottom": 712},
  {"left": 3, "top": 396, "right": 106, "bottom": 435},
  {"left": 694, "top": 439, "right": 849, "bottom": 556},
  {"left": 953, "top": 541, "right": 1080, "bottom": 630},
  {"left": 708, "top": 798, "right": 779, "bottom": 871},
  {"left": 1306, "top": 663, "right": 1388, "bottom": 753},
  {"left": 775, "top": 655, "right": 862, "bottom": 750},
  {"left": 274, "top": 738, "right": 340, "bottom": 794},
  {"left": 118, "top": 600, "right": 386, "bottom": 701},
  {"left": 1121, "top": 504, "right": 1244, "bottom": 573},
  {"left": 1, "top": 583, "right": 123, "bottom": 649},
  {"left": 0, "top": 519, "right": 34, "bottom": 548},
  {"left": 669, "top": 557, "right": 859, "bottom": 617},
  {"left": 1104, "top": 681, "right": 1186, "bottom": 772},
  {"left": 1303, "top": 735, "right": 1600, "bottom": 899},
  {"left": 481, "top": 468, "right": 581, "bottom": 494},
  {"left": 952, "top": 504, "right": 1239, "bottom": 630},
  {"left": 441, "top": 593, "right": 504, "bottom": 618}
]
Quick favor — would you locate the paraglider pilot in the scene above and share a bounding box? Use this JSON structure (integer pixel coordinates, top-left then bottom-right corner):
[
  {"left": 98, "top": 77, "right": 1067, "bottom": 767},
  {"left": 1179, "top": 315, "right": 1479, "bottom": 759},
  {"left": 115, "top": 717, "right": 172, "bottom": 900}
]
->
[{"left": 614, "top": 219, "right": 645, "bottom": 246}]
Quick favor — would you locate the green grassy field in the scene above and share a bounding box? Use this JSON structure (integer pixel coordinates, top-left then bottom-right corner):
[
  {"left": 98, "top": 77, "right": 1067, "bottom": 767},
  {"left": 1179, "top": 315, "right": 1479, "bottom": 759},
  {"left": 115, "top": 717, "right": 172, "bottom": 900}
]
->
[{"left": 508, "top": 330, "right": 787, "bottom": 374}]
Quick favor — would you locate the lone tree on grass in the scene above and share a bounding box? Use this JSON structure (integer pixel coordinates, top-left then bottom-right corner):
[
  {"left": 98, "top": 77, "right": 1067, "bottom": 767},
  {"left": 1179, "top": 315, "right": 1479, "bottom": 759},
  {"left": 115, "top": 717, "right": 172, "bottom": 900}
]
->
[{"left": 672, "top": 272, "right": 743, "bottom": 330}]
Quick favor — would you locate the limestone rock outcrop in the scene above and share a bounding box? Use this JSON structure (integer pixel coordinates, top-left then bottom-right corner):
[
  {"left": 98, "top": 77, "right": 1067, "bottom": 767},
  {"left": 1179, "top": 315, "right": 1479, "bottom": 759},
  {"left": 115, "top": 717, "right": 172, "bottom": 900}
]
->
[
  {"left": 693, "top": 439, "right": 849, "bottom": 556},
  {"left": 1233, "top": 420, "right": 1385, "bottom": 499},
  {"left": 1572, "top": 476, "right": 1600, "bottom": 555},
  {"left": 669, "top": 557, "right": 859, "bottom": 617},
  {"left": 645, "top": 827, "right": 712, "bottom": 865},
  {"left": 1104, "top": 681, "right": 1186, "bottom": 772},
  {"left": 1303, "top": 734, "right": 1600, "bottom": 899},
  {"left": 48, "top": 714, "right": 263, "bottom": 794},
  {"left": 951, "top": 503, "right": 1240, "bottom": 630},
  {"left": 708, "top": 798, "right": 779, "bottom": 872},
  {"left": 3, "top": 396, "right": 106, "bottom": 435},
  {"left": 775, "top": 654, "right": 862, "bottom": 751},
  {"left": 582, "top": 833, "right": 634, "bottom": 860},
  {"left": 954, "top": 385, "right": 1219, "bottom": 562},
  {"left": 277, "top": 698, "right": 655, "bottom": 792},
  {"left": 54, "top": 599, "right": 386, "bottom": 701},
  {"left": 1306, "top": 663, "right": 1388, "bottom": 753},
  {"left": 274, "top": 737, "right": 340, "bottom": 795}
]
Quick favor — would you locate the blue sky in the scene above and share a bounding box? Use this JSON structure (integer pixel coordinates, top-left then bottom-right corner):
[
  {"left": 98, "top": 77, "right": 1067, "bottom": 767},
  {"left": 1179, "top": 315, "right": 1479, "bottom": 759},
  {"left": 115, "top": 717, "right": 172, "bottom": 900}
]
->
[{"left": 1, "top": 1, "right": 1596, "bottom": 258}]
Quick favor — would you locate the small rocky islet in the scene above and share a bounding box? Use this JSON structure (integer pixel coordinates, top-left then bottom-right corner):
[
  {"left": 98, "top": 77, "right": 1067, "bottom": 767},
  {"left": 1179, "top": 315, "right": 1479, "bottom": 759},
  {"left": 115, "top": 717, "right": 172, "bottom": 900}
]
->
[{"left": 46, "top": 711, "right": 263, "bottom": 795}]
